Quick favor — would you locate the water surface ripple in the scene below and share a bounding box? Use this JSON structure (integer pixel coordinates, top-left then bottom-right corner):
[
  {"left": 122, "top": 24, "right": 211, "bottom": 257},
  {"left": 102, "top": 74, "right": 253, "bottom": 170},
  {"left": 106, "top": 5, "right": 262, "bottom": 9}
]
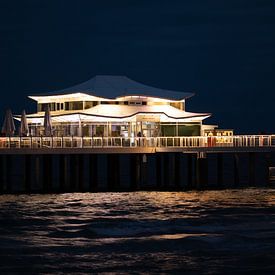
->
[{"left": 0, "top": 189, "right": 275, "bottom": 274}]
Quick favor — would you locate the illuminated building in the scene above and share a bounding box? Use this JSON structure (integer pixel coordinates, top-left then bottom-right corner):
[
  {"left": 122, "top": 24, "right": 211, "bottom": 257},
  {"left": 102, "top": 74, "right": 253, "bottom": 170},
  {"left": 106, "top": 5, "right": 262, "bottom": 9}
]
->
[{"left": 18, "top": 75, "right": 215, "bottom": 137}]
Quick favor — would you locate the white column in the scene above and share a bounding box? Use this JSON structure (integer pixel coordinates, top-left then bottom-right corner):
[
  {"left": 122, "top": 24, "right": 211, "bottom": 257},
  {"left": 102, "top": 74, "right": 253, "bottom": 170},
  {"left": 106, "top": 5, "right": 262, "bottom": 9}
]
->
[{"left": 77, "top": 117, "right": 82, "bottom": 137}]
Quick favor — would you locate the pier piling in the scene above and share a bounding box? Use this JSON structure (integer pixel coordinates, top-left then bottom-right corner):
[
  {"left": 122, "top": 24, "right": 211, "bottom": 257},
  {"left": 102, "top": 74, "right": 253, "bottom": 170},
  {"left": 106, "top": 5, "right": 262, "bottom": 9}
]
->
[
  {"left": 141, "top": 154, "right": 148, "bottom": 187},
  {"left": 163, "top": 153, "right": 170, "bottom": 189},
  {"left": 59, "top": 154, "right": 67, "bottom": 192},
  {"left": 0, "top": 143, "right": 273, "bottom": 193},
  {"left": 6, "top": 155, "right": 12, "bottom": 192},
  {"left": 233, "top": 153, "right": 240, "bottom": 187},
  {"left": 34, "top": 155, "right": 40, "bottom": 190},
  {"left": 187, "top": 154, "right": 193, "bottom": 189},
  {"left": 78, "top": 154, "right": 84, "bottom": 191},
  {"left": 43, "top": 155, "right": 52, "bottom": 193},
  {"left": 249, "top": 152, "right": 255, "bottom": 186},
  {"left": 217, "top": 153, "right": 224, "bottom": 188},
  {"left": 24, "top": 154, "right": 32, "bottom": 192},
  {"left": 0, "top": 155, "right": 4, "bottom": 192},
  {"left": 196, "top": 154, "right": 208, "bottom": 189},
  {"left": 155, "top": 153, "right": 162, "bottom": 189},
  {"left": 107, "top": 154, "right": 120, "bottom": 191},
  {"left": 130, "top": 154, "right": 140, "bottom": 190},
  {"left": 173, "top": 153, "right": 181, "bottom": 189},
  {"left": 70, "top": 154, "right": 78, "bottom": 191},
  {"left": 265, "top": 153, "right": 272, "bottom": 186},
  {"left": 89, "top": 154, "right": 98, "bottom": 192}
]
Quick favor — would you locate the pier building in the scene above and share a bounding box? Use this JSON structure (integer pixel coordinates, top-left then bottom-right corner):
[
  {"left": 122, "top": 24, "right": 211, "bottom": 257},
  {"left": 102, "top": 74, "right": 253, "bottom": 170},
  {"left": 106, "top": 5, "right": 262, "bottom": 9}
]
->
[{"left": 19, "top": 75, "right": 214, "bottom": 138}]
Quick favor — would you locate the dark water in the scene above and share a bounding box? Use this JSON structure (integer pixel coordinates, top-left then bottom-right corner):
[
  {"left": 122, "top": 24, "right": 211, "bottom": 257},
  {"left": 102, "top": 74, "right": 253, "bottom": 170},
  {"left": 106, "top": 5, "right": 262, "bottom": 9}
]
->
[{"left": 0, "top": 189, "right": 275, "bottom": 274}]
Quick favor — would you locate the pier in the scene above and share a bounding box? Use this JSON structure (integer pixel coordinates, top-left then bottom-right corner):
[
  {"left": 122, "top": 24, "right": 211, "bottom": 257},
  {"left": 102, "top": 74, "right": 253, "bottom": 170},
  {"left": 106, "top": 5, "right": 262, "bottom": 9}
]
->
[
  {"left": 0, "top": 135, "right": 274, "bottom": 193},
  {"left": 1, "top": 75, "right": 274, "bottom": 193}
]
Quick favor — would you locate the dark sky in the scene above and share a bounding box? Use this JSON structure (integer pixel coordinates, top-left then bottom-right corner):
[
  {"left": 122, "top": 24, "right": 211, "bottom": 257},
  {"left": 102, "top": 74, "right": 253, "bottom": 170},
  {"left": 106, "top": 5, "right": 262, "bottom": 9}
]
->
[{"left": 0, "top": 0, "right": 275, "bottom": 133}]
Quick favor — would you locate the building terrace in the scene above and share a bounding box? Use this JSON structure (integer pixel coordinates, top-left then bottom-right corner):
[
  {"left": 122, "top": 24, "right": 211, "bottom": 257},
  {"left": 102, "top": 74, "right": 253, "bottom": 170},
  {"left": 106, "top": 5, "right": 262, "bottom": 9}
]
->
[{"left": 0, "top": 75, "right": 273, "bottom": 152}]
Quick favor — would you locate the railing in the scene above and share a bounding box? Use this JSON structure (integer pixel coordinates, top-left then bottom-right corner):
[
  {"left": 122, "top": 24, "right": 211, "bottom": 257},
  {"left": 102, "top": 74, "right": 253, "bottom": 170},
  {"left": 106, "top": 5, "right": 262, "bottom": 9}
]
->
[{"left": 0, "top": 135, "right": 274, "bottom": 149}]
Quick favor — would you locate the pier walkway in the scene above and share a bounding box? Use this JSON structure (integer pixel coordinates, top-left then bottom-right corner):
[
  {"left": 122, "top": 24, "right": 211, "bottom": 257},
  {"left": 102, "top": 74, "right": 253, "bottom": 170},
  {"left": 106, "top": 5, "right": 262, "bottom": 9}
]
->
[{"left": 0, "top": 135, "right": 274, "bottom": 154}]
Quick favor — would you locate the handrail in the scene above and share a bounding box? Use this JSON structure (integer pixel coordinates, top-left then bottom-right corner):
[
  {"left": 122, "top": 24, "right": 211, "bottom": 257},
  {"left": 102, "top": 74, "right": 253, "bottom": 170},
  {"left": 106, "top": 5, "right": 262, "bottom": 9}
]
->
[{"left": 0, "top": 135, "right": 274, "bottom": 149}]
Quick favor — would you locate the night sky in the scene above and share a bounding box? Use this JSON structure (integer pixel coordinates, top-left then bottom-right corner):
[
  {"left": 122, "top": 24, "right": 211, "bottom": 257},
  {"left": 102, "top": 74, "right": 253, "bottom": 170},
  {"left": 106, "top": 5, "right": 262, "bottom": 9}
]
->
[{"left": 0, "top": 0, "right": 275, "bottom": 133}]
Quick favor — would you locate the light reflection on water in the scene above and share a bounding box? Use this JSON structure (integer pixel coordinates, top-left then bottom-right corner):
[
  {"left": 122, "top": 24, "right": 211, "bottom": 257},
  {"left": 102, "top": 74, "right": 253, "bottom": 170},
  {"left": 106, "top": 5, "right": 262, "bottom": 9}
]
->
[{"left": 0, "top": 188, "right": 275, "bottom": 273}]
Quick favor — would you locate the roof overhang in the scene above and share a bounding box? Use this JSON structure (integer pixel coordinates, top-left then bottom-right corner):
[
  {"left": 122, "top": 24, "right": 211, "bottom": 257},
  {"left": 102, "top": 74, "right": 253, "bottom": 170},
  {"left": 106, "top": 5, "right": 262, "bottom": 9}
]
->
[
  {"left": 15, "top": 112, "right": 210, "bottom": 124},
  {"left": 28, "top": 93, "right": 190, "bottom": 103},
  {"left": 27, "top": 75, "right": 195, "bottom": 101},
  {"left": 28, "top": 92, "right": 109, "bottom": 103}
]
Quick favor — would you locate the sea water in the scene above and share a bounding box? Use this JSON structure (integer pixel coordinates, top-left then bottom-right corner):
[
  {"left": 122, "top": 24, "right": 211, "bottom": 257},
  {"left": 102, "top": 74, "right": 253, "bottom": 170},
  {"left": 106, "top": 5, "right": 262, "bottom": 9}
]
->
[{"left": 0, "top": 189, "right": 274, "bottom": 274}]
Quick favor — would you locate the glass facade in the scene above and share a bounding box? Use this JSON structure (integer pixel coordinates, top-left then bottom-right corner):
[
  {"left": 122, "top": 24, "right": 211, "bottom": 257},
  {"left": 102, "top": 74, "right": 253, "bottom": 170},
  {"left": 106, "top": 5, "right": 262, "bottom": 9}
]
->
[
  {"left": 64, "top": 101, "right": 83, "bottom": 110},
  {"left": 35, "top": 100, "right": 202, "bottom": 137},
  {"left": 160, "top": 123, "right": 200, "bottom": 137},
  {"left": 84, "top": 101, "right": 98, "bottom": 109}
]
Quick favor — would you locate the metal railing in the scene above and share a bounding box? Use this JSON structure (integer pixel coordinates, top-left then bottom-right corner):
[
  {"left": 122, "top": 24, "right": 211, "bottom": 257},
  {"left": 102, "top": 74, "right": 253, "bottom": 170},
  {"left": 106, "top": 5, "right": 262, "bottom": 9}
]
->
[{"left": 0, "top": 135, "right": 274, "bottom": 149}]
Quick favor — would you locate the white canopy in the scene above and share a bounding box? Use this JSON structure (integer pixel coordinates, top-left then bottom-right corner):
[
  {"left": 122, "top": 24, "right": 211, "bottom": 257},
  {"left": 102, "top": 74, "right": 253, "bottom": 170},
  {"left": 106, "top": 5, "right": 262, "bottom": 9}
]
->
[{"left": 18, "top": 104, "right": 210, "bottom": 124}]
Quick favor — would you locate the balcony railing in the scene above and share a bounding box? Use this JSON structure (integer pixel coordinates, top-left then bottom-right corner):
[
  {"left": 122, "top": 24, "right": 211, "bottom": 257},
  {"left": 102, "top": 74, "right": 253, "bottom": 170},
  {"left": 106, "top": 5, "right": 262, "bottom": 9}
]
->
[{"left": 0, "top": 135, "right": 274, "bottom": 149}]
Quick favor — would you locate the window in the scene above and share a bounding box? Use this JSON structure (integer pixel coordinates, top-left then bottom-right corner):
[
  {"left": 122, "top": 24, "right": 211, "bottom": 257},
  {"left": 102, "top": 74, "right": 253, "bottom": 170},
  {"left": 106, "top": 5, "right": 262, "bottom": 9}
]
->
[
  {"left": 72, "top": 101, "right": 83, "bottom": 110},
  {"left": 129, "top": 101, "right": 142, "bottom": 105},
  {"left": 84, "top": 101, "right": 94, "bottom": 109},
  {"left": 170, "top": 102, "right": 183, "bottom": 110},
  {"left": 38, "top": 103, "right": 50, "bottom": 112},
  {"left": 39, "top": 102, "right": 67, "bottom": 112},
  {"left": 52, "top": 103, "right": 56, "bottom": 111},
  {"left": 64, "top": 101, "right": 83, "bottom": 110},
  {"left": 55, "top": 102, "right": 64, "bottom": 111},
  {"left": 65, "top": 102, "right": 70, "bottom": 110},
  {"left": 85, "top": 101, "right": 99, "bottom": 109}
]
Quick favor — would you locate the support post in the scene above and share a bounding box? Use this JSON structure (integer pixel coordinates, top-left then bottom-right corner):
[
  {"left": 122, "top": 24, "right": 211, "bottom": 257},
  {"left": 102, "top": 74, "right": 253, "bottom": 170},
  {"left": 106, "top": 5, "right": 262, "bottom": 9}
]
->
[
  {"left": 187, "top": 154, "right": 193, "bottom": 189},
  {"left": 0, "top": 155, "right": 4, "bottom": 193},
  {"left": 24, "top": 154, "right": 32, "bottom": 192},
  {"left": 173, "top": 153, "right": 181, "bottom": 190},
  {"left": 6, "top": 155, "right": 11, "bottom": 192},
  {"left": 233, "top": 153, "right": 239, "bottom": 187},
  {"left": 34, "top": 155, "right": 40, "bottom": 190},
  {"left": 107, "top": 154, "right": 113, "bottom": 191},
  {"left": 265, "top": 153, "right": 272, "bottom": 186},
  {"left": 43, "top": 154, "right": 52, "bottom": 193},
  {"left": 130, "top": 154, "right": 140, "bottom": 190},
  {"left": 59, "top": 154, "right": 66, "bottom": 192},
  {"left": 163, "top": 153, "right": 170, "bottom": 189},
  {"left": 107, "top": 154, "right": 120, "bottom": 191},
  {"left": 196, "top": 154, "right": 208, "bottom": 190},
  {"left": 141, "top": 154, "right": 148, "bottom": 187},
  {"left": 78, "top": 154, "right": 84, "bottom": 191},
  {"left": 115, "top": 154, "right": 120, "bottom": 189},
  {"left": 249, "top": 152, "right": 255, "bottom": 186},
  {"left": 155, "top": 153, "right": 162, "bottom": 189},
  {"left": 89, "top": 154, "right": 98, "bottom": 192},
  {"left": 70, "top": 154, "right": 77, "bottom": 192},
  {"left": 217, "top": 153, "right": 223, "bottom": 188}
]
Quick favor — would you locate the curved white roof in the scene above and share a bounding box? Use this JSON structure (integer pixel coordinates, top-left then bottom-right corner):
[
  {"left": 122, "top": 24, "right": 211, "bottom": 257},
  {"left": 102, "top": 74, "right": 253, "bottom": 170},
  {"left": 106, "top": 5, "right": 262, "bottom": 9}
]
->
[
  {"left": 82, "top": 104, "right": 209, "bottom": 120},
  {"left": 20, "top": 104, "right": 210, "bottom": 124},
  {"left": 29, "top": 75, "right": 194, "bottom": 101}
]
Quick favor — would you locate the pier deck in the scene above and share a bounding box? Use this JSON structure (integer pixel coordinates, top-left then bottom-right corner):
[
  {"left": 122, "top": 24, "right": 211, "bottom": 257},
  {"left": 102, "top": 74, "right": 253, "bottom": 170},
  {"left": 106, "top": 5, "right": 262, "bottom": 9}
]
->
[{"left": 0, "top": 135, "right": 274, "bottom": 154}]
